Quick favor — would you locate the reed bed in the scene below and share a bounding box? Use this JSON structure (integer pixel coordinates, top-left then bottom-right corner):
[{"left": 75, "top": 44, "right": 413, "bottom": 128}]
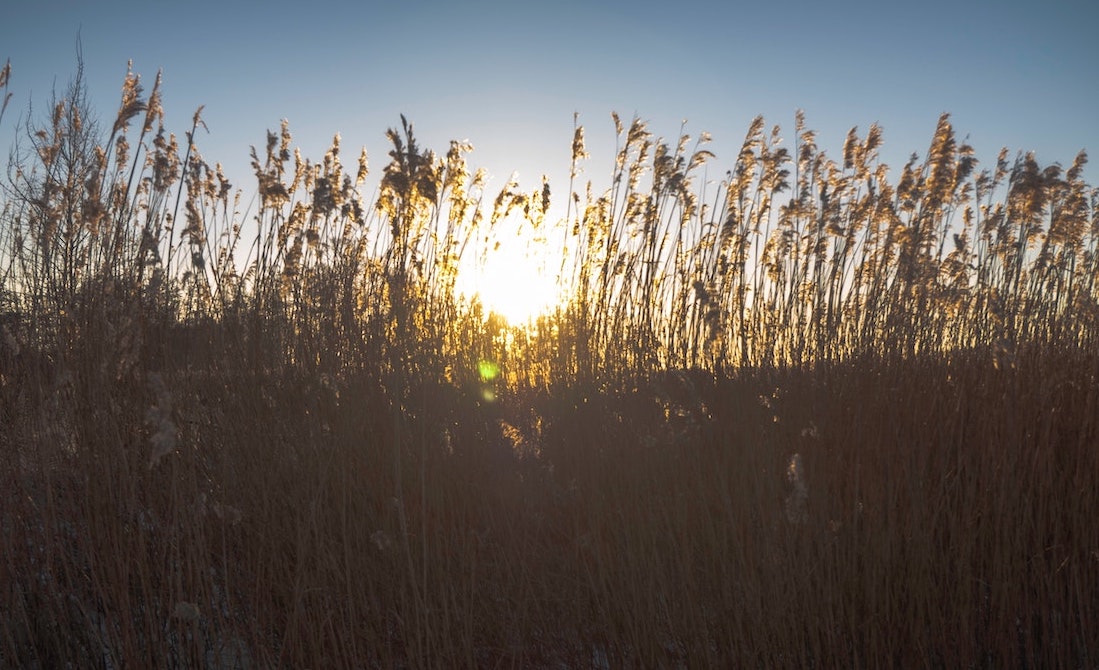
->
[{"left": 1, "top": 61, "right": 1097, "bottom": 668}]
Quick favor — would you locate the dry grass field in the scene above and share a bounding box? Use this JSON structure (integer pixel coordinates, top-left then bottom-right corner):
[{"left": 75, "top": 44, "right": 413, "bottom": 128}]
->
[{"left": 1, "top": 60, "right": 1097, "bottom": 668}]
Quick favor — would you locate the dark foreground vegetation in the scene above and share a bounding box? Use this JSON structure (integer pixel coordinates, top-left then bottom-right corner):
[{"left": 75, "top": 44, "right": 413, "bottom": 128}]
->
[{"left": 1, "top": 60, "right": 1098, "bottom": 668}]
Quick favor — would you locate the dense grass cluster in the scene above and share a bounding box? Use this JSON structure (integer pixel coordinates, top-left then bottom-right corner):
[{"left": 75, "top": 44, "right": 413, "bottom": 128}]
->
[{"left": 2, "top": 61, "right": 1098, "bottom": 668}]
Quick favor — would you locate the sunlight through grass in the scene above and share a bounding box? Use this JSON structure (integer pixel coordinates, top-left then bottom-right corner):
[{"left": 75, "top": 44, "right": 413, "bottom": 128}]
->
[
  {"left": 458, "top": 221, "right": 565, "bottom": 325},
  {"left": 2, "top": 58, "right": 1097, "bottom": 668}
]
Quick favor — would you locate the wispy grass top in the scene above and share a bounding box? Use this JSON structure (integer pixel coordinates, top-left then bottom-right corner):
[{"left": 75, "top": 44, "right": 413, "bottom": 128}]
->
[{"left": 0, "top": 60, "right": 1095, "bottom": 386}]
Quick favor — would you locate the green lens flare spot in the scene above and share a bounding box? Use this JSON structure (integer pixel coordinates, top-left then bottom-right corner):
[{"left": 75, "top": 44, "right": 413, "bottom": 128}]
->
[{"left": 478, "top": 360, "right": 500, "bottom": 382}]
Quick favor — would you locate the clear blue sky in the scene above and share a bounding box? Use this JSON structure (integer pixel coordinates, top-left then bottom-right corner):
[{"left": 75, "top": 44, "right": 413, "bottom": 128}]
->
[{"left": 3, "top": 0, "right": 1097, "bottom": 207}]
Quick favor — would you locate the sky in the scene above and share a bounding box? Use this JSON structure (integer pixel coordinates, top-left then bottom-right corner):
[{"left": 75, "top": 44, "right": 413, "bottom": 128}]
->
[{"left": 2, "top": 0, "right": 1097, "bottom": 319}]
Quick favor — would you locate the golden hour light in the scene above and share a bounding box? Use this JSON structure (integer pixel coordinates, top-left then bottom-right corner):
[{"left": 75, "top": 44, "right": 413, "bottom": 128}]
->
[
  {"left": 4, "top": 0, "right": 1097, "bottom": 664},
  {"left": 457, "top": 222, "right": 566, "bottom": 325}
]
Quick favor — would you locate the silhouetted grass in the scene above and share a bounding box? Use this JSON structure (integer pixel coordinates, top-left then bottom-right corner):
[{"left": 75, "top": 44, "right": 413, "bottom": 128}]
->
[{"left": 1, "top": 59, "right": 1097, "bottom": 668}]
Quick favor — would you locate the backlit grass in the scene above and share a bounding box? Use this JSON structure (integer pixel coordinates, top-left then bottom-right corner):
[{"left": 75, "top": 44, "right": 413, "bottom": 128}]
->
[{"left": 1, "top": 59, "right": 1097, "bottom": 668}]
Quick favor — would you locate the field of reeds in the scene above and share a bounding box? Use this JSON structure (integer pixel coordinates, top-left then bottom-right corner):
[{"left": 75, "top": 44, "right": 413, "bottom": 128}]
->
[{"left": 2, "top": 60, "right": 1098, "bottom": 668}]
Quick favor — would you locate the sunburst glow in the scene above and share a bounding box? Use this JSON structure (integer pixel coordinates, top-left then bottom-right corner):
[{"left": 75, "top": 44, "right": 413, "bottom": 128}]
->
[{"left": 459, "top": 228, "right": 565, "bottom": 325}]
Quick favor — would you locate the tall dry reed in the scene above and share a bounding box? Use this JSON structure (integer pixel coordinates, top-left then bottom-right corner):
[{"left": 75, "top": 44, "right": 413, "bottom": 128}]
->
[{"left": 1, "top": 58, "right": 1096, "bottom": 668}]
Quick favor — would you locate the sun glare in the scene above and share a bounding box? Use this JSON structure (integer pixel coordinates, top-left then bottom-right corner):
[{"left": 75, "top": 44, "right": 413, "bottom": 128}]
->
[{"left": 459, "top": 234, "right": 565, "bottom": 326}]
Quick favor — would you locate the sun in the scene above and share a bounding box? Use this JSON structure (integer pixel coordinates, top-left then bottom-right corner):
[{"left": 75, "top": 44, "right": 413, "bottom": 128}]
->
[{"left": 458, "top": 232, "right": 565, "bottom": 325}]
